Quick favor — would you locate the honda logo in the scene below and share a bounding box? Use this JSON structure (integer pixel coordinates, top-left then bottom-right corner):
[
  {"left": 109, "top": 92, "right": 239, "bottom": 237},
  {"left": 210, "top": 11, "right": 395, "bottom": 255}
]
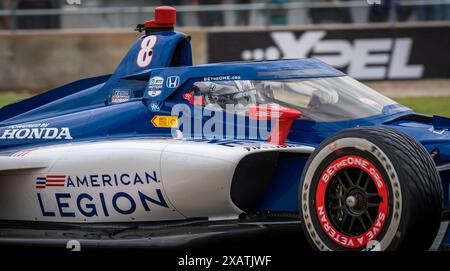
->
[{"left": 166, "top": 76, "right": 180, "bottom": 88}]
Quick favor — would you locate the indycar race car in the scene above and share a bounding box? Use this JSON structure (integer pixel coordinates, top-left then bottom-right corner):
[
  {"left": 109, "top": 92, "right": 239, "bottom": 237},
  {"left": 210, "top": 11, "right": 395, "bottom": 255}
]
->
[{"left": 0, "top": 6, "right": 449, "bottom": 251}]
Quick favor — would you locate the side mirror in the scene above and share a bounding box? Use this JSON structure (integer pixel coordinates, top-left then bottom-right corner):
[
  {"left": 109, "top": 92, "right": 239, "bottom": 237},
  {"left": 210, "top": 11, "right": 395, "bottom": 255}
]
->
[{"left": 249, "top": 105, "right": 301, "bottom": 146}]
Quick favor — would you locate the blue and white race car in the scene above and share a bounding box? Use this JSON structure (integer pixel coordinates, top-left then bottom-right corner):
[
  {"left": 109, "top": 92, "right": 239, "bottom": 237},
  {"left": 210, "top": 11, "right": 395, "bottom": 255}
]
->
[{"left": 0, "top": 6, "right": 448, "bottom": 251}]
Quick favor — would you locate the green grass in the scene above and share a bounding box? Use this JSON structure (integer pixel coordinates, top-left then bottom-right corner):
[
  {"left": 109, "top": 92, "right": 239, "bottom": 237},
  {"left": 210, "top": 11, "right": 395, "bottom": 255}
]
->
[
  {"left": 394, "top": 96, "right": 450, "bottom": 117},
  {"left": 0, "top": 92, "right": 449, "bottom": 117},
  {"left": 0, "top": 92, "right": 31, "bottom": 108}
]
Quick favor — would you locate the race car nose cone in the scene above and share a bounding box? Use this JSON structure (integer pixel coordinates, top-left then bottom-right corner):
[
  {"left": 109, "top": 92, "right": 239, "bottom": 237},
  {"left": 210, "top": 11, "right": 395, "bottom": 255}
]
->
[{"left": 346, "top": 195, "right": 358, "bottom": 208}]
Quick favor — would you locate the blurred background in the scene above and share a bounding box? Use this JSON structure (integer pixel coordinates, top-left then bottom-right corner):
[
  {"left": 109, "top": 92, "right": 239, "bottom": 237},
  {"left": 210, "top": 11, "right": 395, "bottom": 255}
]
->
[{"left": 0, "top": 0, "right": 449, "bottom": 116}]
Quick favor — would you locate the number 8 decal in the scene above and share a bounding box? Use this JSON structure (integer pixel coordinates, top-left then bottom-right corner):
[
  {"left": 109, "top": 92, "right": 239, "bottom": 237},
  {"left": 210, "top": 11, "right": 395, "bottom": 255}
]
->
[{"left": 137, "top": 35, "right": 157, "bottom": 68}]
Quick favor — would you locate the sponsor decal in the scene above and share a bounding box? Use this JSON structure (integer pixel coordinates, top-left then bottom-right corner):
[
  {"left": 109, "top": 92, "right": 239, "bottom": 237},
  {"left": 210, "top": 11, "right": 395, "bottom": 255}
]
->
[
  {"left": 36, "top": 175, "right": 66, "bottom": 189},
  {"left": 239, "top": 31, "right": 424, "bottom": 80},
  {"left": 0, "top": 123, "right": 72, "bottom": 140},
  {"left": 150, "top": 102, "right": 161, "bottom": 112},
  {"left": 243, "top": 144, "right": 298, "bottom": 151},
  {"left": 149, "top": 76, "right": 164, "bottom": 86},
  {"left": 36, "top": 171, "right": 170, "bottom": 218},
  {"left": 151, "top": 115, "right": 179, "bottom": 128},
  {"left": 147, "top": 76, "right": 164, "bottom": 92},
  {"left": 148, "top": 85, "right": 163, "bottom": 92},
  {"left": 209, "top": 27, "right": 450, "bottom": 79},
  {"left": 166, "top": 76, "right": 180, "bottom": 88},
  {"left": 148, "top": 90, "right": 162, "bottom": 97},
  {"left": 315, "top": 155, "right": 389, "bottom": 248},
  {"left": 111, "top": 89, "right": 131, "bottom": 104},
  {"left": 186, "top": 138, "right": 297, "bottom": 150},
  {"left": 203, "top": 75, "right": 241, "bottom": 82}
]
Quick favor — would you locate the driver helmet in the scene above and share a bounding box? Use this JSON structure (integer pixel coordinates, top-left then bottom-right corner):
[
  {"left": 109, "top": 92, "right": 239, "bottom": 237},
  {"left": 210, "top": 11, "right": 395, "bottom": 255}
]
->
[{"left": 193, "top": 80, "right": 257, "bottom": 110}]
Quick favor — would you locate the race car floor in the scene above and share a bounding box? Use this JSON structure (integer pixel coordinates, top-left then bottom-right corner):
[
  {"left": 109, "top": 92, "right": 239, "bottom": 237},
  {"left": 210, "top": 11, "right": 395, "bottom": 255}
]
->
[
  {"left": 0, "top": 218, "right": 448, "bottom": 251},
  {"left": 0, "top": 217, "right": 311, "bottom": 251}
]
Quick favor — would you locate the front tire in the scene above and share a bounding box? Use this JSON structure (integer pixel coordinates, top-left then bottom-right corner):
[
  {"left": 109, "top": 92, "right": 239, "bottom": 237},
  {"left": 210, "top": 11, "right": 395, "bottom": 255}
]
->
[{"left": 300, "top": 127, "right": 442, "bottom": 251}]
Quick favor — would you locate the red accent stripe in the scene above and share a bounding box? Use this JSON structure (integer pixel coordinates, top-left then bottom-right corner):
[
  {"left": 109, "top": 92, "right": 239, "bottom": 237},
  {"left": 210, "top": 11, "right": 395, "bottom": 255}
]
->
[
  {"left": 46, "top": 184, "right": 65, "bottom": 187},
  {"left": 46, "top": 180, "right": 66, "bottom": 182},
  {"left": 36, "top": 186, "right": 46, "bottom": 189},
  {"left": 47, "top": 175, "right": 66, "bottom": 178}
]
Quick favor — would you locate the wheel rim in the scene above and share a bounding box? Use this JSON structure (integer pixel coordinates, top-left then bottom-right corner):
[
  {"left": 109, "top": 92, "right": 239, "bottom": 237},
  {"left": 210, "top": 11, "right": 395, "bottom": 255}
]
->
[
  {"left": 327, "top": 167, "right": 381, "bottom": 236},
  {"left": 315, "top": 155, "right": 389, "bottom": 249}
]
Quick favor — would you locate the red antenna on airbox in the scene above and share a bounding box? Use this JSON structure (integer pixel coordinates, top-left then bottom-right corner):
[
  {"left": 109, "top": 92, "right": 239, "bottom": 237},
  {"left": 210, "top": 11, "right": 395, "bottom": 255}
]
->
[
  {"left": 249, "top": 105, "right": 302, "bottom": 146},
  {"left": 143, "top": 6, "right": 176, "bottom": 30},
  {"left": 135, "top": 6, "right": 176, "bottom": 33}
]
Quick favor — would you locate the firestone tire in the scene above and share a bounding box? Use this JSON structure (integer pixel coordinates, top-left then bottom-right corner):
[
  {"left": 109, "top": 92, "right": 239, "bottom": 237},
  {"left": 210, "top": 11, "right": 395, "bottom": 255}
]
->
[{"left": 299, "top": 127, "right": 442, "bottom": 251}]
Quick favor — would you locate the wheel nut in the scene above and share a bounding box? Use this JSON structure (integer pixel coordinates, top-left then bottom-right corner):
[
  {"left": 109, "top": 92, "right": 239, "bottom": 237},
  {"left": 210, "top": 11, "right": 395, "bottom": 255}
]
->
[{"left": 346, "top": 195, "right": 357, "bottom": 208}]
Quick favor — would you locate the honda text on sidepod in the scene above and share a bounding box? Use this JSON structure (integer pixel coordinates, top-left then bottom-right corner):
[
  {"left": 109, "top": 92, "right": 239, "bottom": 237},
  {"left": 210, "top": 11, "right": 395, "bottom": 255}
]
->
[{"left": 0, "top": 7, "right": 449, "bottom": 251}]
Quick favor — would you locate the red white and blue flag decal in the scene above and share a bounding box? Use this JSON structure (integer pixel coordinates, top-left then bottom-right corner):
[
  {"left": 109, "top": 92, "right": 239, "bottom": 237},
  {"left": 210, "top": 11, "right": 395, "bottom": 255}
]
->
[{"left": 36, "top": 175, "right": 66, "bottom": 189}]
